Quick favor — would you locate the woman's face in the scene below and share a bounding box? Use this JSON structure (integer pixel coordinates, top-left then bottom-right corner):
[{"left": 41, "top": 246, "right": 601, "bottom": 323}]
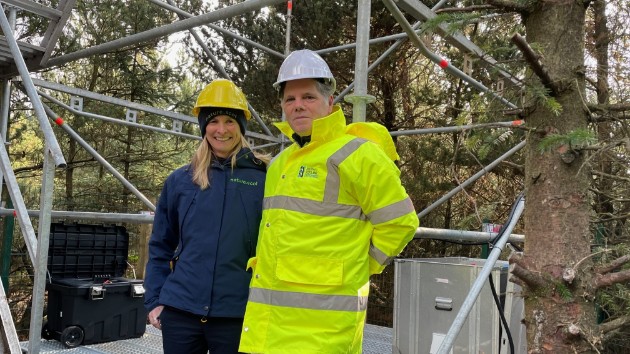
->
[{"left": 205, "top": 115, "right": 240, "bottom": 158}]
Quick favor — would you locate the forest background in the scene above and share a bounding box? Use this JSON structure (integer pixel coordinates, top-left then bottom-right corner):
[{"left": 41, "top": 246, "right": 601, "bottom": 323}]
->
[{"left": 1, "top": 0, "right": 629, "bottom": 352}]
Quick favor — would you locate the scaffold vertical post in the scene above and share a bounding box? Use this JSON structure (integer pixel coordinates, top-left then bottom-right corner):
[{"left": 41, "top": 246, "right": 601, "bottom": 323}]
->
[{"left": 344, "top": 0, "right": 376, "bottom": 122}]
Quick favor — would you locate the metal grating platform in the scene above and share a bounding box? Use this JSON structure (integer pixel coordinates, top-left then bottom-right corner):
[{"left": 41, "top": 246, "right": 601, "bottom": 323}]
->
[{"left": 21, "top": 324, "right": 393, "bottom": 353}]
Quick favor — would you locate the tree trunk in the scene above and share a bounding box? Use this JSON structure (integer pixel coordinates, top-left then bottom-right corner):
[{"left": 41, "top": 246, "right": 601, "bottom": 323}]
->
[
  {"left": 592, "top": 0, "right": 615, "bottom": 241},
  {"left": 520, "top": 2, "right": 598, "bottom": 353}
]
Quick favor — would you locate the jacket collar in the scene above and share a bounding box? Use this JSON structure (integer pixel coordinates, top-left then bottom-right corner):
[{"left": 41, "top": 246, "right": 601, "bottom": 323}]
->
[
  {"left": 210, "top": 148, "right": 266, "bottom": 171},
  {"left": 274, "top": 105, "right": 346, "bottom": 145}
]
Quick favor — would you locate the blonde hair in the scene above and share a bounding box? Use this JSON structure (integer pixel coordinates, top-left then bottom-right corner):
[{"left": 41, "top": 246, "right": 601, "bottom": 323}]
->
[{"left": 191, "top": 134, "right": 269, "bottom": 189}]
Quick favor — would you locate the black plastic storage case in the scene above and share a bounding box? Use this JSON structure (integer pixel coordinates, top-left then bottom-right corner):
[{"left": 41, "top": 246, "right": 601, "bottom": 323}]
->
[{"left": 45, "top": 222, "right": 146, "bottom": 348}]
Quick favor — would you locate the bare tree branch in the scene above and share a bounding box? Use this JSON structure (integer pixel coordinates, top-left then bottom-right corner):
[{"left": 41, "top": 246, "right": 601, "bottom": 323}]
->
[
  {"left": 486, "top": 0, "right": 531, "bottom": 12},
  {"left": 587, "top": 102, "right": 630, "bottom": 112},
  {"left": 435, "top": 5, "right": 497, "bottom": 13},
  {"left": 596, "top": 255, "right": 630, "bottom": 275},
  {"left": 589, "top": 111, "right": 630, "bottom": 122},
  {"left": 511, "top": 33, "right": 559, "bottom": 95},
  {"left": 593, "top": 269, "right": 630, "bottom": 289},
  {"left": 592, "top": 170, "right": 630, "bottom": 183},
  {"left": 597, "top": 213, "right": 630, "bottom": 222},
  {"left": 599, "top": 315, "right": 630, "bottom": 334},
  {"left": 511, "top": 262, "right": 547, "bottom": 289}
]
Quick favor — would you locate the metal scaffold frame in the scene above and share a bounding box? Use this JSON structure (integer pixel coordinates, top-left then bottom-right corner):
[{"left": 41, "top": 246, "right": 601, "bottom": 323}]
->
[{"left": 0, "top": 0, "right": 528, "bottom": 352}]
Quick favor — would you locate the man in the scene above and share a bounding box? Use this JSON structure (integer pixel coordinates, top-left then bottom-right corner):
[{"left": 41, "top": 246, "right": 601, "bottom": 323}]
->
[{"left": 239, "top": 49, "right": 419, "bottom": 354}]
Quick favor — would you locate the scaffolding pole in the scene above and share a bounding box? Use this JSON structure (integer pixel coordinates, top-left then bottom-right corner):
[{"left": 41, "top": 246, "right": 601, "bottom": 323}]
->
[
  {"left": 38, "top": 90, "right": 203, "bottom": 141},
  {"left": 382, "top": 0, "right": 518, "bottom": 109},
  {"left": 42, "top": 104, "right": 157, "bottom": 212},
  {"left": 148, "top": 0, "right": 284, "bottom": 58},
  {"left": 0, "top": 278, "right": 21, "bottom": 353},
  {"left": 395, "top": 0, "right": 522, "bottom": 88},
  {"left": 0, "top": 139, "right": 38, "bottom": 268},
  {"left": 284, "top": 1, "right": 292, "bottom": 55},
  {"left": 46, "top": 0, "right": 286, "bottom": 68},
  {"left": 33, "top": 79, "right": 279, "bottom": 143},
  {"left": 156, "top": 0, "right": 275, "bottom": 137},
  {"left": 27, "top": 149, "right": 56, "bottom": 354},
  {"left": 32, "top": 78, "right": 195, "bottom": 123},
  {"left": 414, "top": 226, "right": 524, "bottom": 243},
  {"left": 418, "top": 140, "right": 526, "bottom": 219},
  {"left": 0, "top": 11, "right": 23, "bottom": 351},
  {"left": 333, "top": 0, "right": 446, "bottom": 102},
  {"left": 0, "top": 208, "right": 154, "bottom": 223},
  {"left": 344, "top": 0, "right": 375, "bottom": 123},
  {"left": 0, "top": 3, "right": 66, "bottom": 168},
  {"left": 391, "top": 120, "right": 524, "bottom": 136}
]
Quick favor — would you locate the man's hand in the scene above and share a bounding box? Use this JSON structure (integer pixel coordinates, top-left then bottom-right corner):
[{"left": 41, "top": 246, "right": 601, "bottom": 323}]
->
[{"left": 148, "top": 305, "right": 164, "bottom": 330}]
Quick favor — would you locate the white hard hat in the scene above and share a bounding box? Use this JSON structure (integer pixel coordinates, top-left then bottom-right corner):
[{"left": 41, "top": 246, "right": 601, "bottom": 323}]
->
[{"left": 273, "top": 49, "right": 336, "bottom": 92}]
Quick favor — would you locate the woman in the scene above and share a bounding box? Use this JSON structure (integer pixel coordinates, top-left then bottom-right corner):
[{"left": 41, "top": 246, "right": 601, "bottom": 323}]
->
[{"left": 144, "top": 79, "right": 267, "bottom": 354}]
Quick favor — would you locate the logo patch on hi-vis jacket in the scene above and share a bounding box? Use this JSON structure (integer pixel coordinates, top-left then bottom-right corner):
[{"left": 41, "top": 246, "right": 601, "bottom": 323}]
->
[
  {"left": 297, "top": 166, "right": 318, "bottom": 178},
  {"left": 230, "top": 177, "right": 258, "bottom": 186}
]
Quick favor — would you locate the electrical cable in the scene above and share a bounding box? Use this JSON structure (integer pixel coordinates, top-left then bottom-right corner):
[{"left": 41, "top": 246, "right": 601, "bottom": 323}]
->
[
  {"left": 489, "top": 272, "right": 515, "bottom": 354},
  {"left": 486, "top": 192, "right": 524, "bottom": 353},
  {"left": 489, "top": 192, "right": 525, "bottom": 246}
]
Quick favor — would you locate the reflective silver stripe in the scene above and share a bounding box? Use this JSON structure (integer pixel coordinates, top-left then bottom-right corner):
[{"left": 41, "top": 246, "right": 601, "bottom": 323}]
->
[
  {"left": 264, "top": 196, "right": 367, "bottom": 220},
  {"left": 324, "top": 138, "right": 367, "bottom": 203},
  {"left": 249, "top": 287, "right": 368, "bottom": 312},
  {"left": 367, "top": 197, "right": 415, "bottom": 224},
  {"left": 369, "top": 243, "right": 393, "bottom": 266}
]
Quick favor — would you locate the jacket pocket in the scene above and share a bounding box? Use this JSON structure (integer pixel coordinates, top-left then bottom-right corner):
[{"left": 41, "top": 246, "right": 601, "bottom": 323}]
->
[{"left": 276, "top": 255, "right": 343, "bottom": 286}]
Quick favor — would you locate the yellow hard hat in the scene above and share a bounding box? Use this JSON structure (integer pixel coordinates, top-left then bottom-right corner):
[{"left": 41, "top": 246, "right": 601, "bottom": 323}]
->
[{"left": 192, "top": 79, "right": 251, "bottom": 119}]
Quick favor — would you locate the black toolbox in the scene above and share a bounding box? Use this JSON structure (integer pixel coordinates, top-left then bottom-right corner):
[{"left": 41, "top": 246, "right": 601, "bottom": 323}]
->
[{"left": 44, "top": 222, "right": 147, "bottom": 348}]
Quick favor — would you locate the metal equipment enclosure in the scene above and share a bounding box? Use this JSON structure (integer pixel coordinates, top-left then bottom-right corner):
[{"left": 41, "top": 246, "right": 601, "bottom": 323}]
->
[{"left": 394, "top": 257, "right": 526, "bottom": 354}]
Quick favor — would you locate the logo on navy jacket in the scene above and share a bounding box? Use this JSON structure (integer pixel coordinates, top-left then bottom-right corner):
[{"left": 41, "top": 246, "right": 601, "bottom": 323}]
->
[{"left": 230, "top": 177, "right": 258, "bottom": 186}]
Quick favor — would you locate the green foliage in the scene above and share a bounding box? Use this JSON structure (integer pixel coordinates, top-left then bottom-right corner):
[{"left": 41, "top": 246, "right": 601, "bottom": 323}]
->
[
  {"left": 420, "top": 13, "right": 482, "bottom": 36},
  {"left": 530, "top": 84, "right": 562, "bottom": 115},
  {"left": 537, "top": 128, "right": 597, "bottom": 153},
  {"left": 555, "top": 282, "right": 573, "bottom": 301},
  {"left": 465, "top": 130, "right": 515, "bottom": 160}
]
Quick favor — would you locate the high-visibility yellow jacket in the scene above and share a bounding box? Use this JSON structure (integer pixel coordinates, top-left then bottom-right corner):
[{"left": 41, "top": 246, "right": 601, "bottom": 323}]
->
[{"left": 239, "top": 106, "right": 418, "bottom": 354}]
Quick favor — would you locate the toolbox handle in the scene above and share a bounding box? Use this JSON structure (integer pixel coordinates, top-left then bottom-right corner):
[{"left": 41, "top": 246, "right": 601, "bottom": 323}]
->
[
  {"left": 131, "top": 284, "right": 145, "bottom": 298},
  {"left": 90, "top": 285, "right": 106, "bottom": 300}
]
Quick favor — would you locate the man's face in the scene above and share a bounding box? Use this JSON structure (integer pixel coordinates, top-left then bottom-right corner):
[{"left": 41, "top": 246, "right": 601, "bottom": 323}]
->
[{"left": 281, "top": 79, "right": 333, "bottom": 136}]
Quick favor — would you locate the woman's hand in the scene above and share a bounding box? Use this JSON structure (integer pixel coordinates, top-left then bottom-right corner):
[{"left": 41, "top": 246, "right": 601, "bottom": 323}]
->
[{"left": 148, "top": 305, "right": 164, "bottom": 330}]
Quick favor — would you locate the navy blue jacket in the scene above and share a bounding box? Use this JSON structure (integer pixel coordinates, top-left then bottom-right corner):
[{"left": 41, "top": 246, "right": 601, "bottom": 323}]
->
[{"left": 144, "top": 148, "right": 266, "bottom": 317}]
